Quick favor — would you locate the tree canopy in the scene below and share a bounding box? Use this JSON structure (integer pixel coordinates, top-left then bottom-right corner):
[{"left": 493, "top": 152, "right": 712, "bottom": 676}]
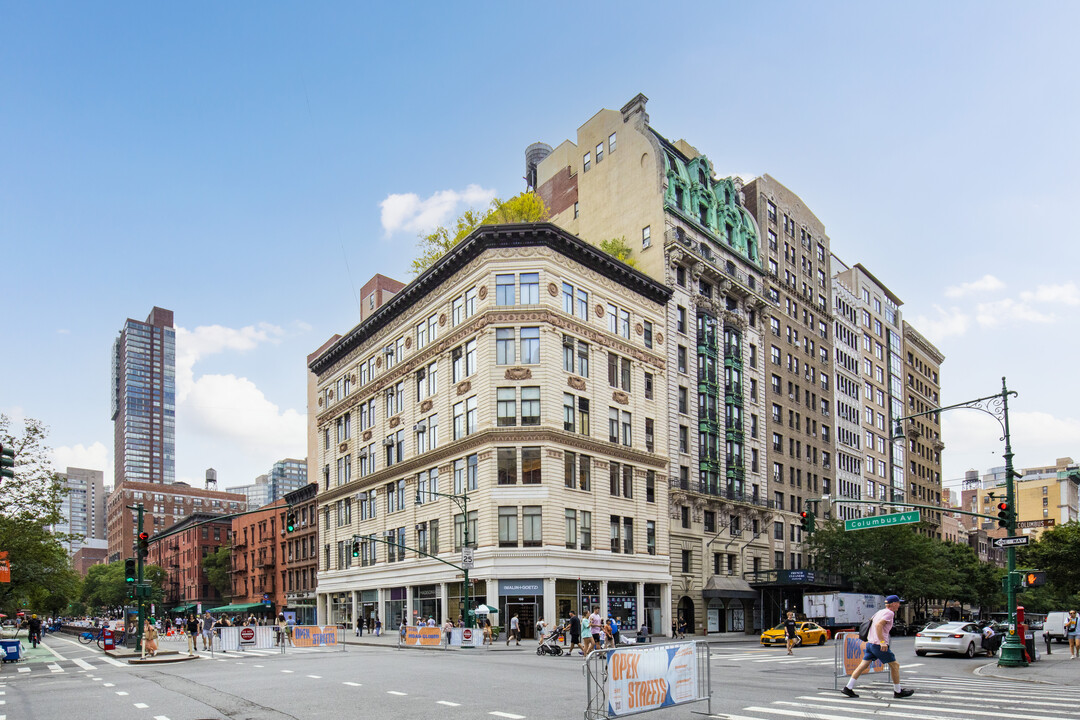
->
[
  {"left": 1017, "top": 521, "right": 1080, "bottom": 611},
  {"left": 410, "top": 192, "right": 550, "bottom": 275},
  {"left": 598, "top": 236, "right": 639, "bottom": 269},
  {"left": 202, "top": 545, "right": 233, "bottom": 601}
]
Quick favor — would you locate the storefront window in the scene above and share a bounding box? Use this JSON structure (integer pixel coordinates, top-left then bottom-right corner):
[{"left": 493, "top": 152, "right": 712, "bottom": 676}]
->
[{"left": 607, "top": 581, "right": 637, "bottom": 630}]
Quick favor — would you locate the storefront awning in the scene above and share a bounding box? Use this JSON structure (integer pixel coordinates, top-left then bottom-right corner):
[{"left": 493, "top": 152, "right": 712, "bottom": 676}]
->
[
  {"left": 205, "top": 602, "right": 273, "bottom": 614},
  {"left": 170, "top": 604, "right": 195, "bottom": 613},
  {"left": 702, "top": 576, "right": 758, "bottom": 600}
]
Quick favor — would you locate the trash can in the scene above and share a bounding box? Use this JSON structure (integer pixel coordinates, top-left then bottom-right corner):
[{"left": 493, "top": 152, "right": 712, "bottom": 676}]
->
[{"left": 0, "top": 640, "right": 22, "bottom": 662}]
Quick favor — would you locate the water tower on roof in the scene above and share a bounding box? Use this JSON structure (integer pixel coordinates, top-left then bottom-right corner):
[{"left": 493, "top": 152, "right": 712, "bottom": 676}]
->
[
  {"left": 205, "top": 468, "right": 218, "bottom": 491},
  {"left": 525, "top": 142, "right": 552, "bottom": 191}
]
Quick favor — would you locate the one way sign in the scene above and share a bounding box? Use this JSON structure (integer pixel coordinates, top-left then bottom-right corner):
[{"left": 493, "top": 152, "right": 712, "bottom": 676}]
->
[{"left": 993, "top": 536, "right": 1029, "bottom": 548}]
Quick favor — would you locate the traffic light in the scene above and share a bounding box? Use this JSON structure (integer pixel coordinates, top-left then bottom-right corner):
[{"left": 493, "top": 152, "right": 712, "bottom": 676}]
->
[
  {"left": 124, "top": 558, "right": 137, "bottom": 583},
  {"left": 286, "top": 512, "right": 296, "bottom": 533},
  {"left": 997, "top": 501, "right": 1011, "bottom": 528},
  {"left": 1022, "top": 571, "right": 1047, "bottom": 588},
  {"left": 799, "top": 511, "right": 815, "bottom": 533},
  {"left": 351, "top": 539, "right": 360, "bottom": 558},
  {"left": 0, "top": 443, "right": 14, "bottom": 480},
  {"left": 137, "top": 531, "right": 150, "bottom": 559}
]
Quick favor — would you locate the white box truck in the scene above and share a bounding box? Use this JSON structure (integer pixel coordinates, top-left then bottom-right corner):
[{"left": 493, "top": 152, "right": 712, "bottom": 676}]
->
[{"left": 803, "top": 593, "right": 886, "bottom": 634}]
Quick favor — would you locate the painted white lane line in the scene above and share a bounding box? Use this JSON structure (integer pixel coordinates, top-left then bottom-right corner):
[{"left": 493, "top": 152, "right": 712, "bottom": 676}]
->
[
  {"left": 306, "top": 675, "right": 321, "bottom": 679},
  {"left": 253, "top": 664, "right": 264, "bottom": 668},
  {"left": 16, "top": 668, "right": 29, "bottom": 674},
  {"left": 281, "top": 669, "right": 294, "bottom": 673},
  {"left": 343, "top": 682, "right": 361, "bottom": 687},
  {"left": 48, "top": 663, "right": 64, "bottom": 673},
  {"left": 134, "top": 703, "right": 149, "bottom": 709},
  {"left": 387, "top": 691, "right": 407, "bottom": 696},
  {"left": 489, "top": 713, "right": 526, "bottom": 719},
  {"left": 91, "top": 677, "right": 102, "bottom": 681},
  {"left": 116, "top": 691, "right": 129, "bottom": 696},
  {"left": 154, "top": 716, "right": 171, "bottom": 720},
  {"left": 73, "top": 658, "right": 96, "bottom": 671},
  {"left": 41, "top": 641, "right": 68, "bottom": 661},
  {"left": 899, "top": 663, "right": 923, "bottom": 669},
  {"left": 101, "top": 656, "right": 127, "bottom": 667},
  {"left": 103, "top": 683, "right": 115, "bottom": 687},
  {"left": 437, "top": 700, "right": 461, "bottom": 706}
]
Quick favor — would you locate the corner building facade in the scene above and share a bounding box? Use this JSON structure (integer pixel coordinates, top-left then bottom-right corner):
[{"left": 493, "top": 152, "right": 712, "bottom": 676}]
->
[
  {"left": 536, "top": 95, "right": 774, "bottom": 634},
  {"left": 311, "top": 224, "right": 673, "bottom": 636}
]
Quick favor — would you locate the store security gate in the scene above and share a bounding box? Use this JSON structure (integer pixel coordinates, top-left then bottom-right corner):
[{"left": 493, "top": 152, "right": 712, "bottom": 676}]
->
[{"left": 584, "top": 641, "right": 711, "bottom": 719}]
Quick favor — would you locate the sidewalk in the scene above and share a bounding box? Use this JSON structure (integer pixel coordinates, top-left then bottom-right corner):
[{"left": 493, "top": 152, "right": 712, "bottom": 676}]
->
[
  {"left": 976, "top": 640, "right": 1077, "bottom": 684},
  {"left": 341, "top": 630, "right": 758, "bottom": 650}
]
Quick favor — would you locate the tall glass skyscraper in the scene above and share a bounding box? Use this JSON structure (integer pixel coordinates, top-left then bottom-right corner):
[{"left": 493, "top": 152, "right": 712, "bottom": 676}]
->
[{"left": 111, "top": 307, "right": 176, "bottom": 484}]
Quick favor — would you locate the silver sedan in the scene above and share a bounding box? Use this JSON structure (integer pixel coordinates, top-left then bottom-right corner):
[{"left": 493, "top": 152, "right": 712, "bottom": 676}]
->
[{"left": 914, "top": 621, "right": 988, "bottom": 657}]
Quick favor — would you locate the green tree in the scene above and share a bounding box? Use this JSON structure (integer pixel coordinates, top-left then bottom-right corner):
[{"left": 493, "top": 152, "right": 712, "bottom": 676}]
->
[
  {"left": 81, "top": 561, "right": 168, "bottom": 615},
  {"left": 0, "top": 415, "right": 79, "bottom": 615},
  {"left": 598, "top": 236, "right": 639, "bottom": 269},
  {"left": 202, "top": 545, "right": 232, "bottom": 601},
  {"left": 1019, "top": 521, "right": 1080, "bottom": 594},
  {"left": 410, "top": 192, "right": 550, "bottom": 275}
]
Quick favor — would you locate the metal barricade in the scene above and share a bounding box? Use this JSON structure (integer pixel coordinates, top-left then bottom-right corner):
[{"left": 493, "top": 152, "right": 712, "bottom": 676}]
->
[
  {"left": 396, "top": 625, "right": 447, "bottom": 650},
  {"left": 287, "top": 625, "right": 344, "bottom": 652},
  {"left": 833, "top": 631, "right": 888, "bottom": 689},
  {"left": 583, "top": 640, "right": 711, "bottom": 719}
]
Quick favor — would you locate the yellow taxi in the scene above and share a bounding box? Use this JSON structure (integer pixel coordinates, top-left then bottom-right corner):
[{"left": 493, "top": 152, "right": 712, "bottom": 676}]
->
[{"left": 760, "top": 621, "right": 829, "bottom": 646}]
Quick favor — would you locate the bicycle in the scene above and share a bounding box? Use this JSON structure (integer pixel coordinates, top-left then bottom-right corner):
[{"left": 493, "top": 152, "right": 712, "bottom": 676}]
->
[{"left": 78, "top": 627, "right": 127, "bottom": 649}]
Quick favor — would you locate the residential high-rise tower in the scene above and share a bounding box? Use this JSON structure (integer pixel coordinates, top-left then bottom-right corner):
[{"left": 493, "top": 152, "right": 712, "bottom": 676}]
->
[{"left": 111, "top": 306, "right": 176, "bottom": 485}]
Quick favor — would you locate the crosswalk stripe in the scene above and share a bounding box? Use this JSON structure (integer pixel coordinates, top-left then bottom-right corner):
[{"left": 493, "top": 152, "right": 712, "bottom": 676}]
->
[
  {"left": 72, "top": 658, "right": 96, "bottom": 670},
  {"left": 762, "top": 697, "right": 1068, "bottom": 720},
  {"left": 819, "top": 691, "right": 1076, "bottom": 711},
  {"left": 100, "top": 656, "right": 127, "bottom": 667}
]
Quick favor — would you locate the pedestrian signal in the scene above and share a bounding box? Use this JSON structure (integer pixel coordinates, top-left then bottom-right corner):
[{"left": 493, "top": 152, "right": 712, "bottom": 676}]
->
[{"left": 1022, "top": 571, "right": 1047, "bottom": 588}]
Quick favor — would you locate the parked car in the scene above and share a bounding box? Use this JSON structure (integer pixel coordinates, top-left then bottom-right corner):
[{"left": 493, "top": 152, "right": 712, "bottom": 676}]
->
[
  {"left": 760, "top": 621, "right": 829, "bottom": 646},
  {"left": 891, "top": 621, "right": 910, "bottom": 636},
  {"left": 914, "top": 621, "right": 988, "bottom": 657}
]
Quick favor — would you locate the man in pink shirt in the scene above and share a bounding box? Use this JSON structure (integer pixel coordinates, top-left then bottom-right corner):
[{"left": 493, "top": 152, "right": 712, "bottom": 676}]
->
[{"left": 841, "top": 595, "right": 914, "bottom": 699}]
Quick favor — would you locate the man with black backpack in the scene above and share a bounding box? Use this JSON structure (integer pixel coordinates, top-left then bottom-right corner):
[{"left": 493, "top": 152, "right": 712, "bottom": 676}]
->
[{"left": 841, "top": 595, "right": 914, "bottom": 699}]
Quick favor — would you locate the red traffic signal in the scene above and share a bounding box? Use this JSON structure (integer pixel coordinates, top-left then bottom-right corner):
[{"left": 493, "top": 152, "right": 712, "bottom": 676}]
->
[
  {"left": 997, "top": 502, "right": 1011, "bottom": 528},
  {"left": 137, "top": 531, "right": 150, "bottom": 558}
]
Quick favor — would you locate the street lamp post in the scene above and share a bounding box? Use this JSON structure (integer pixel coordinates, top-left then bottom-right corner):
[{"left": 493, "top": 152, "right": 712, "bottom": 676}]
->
[
  {"left": 416, "top": 486, "right": 474, "bottom": 628},
  {"left": 892, "top": 376, "right": 1026, "bottom": 667}
]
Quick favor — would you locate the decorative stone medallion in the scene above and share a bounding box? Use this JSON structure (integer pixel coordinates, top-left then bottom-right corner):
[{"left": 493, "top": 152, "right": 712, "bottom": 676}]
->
[
  {"left": 547, "top": 282, "right": 559, "bottom": 296},
  {"left": 504, "top": 368, "right": 533, "bottom": 381},
  {"left": 456, "top": 380, "right": 472, "bottom": 396},
  {"left": 567, "top": 376, "right": 586, "bottom": 391},
  {"left": 420, "top": 399, "right": 434, "bottom": 413},
  {"left": 478, "top": 286, "right": 488, "bottom": 300},
  {"left": 612, "top": 391, "right": 629, "bottom": 405}
]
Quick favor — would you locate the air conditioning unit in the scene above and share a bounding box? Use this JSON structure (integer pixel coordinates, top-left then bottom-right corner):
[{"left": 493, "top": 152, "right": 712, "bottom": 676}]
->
[
  {"left": 385, "top": 388, "right": 395, "bottom": 398},
  {"left": 357, "top": 448, "right": 368, "bottom": 459},
  {"left": 789, "top": 394, "right": 795, "bottom": 400},
  {"left": 414, "top": 421, "right": 427, "bottom": 432},
  {"left": 384, "top": 347, "right": 395, "bottom": 357},
  {"left": 383, "top": 437, "right": 395, "bottom": 447}
]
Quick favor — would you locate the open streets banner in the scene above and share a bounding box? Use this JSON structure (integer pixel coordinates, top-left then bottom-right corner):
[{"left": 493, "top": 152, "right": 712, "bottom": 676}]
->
[
  {"left": 842, "top": 634, "right": 887, "bottom": 675},
  {"left": 402, "top": 625, "right": 442, "bottom": 646},
  {"left": 606, "top": 643, "right": 698, "bottom": 716},
  {"left": 292, "top": 626, "right": 339, "bottom": 648}
]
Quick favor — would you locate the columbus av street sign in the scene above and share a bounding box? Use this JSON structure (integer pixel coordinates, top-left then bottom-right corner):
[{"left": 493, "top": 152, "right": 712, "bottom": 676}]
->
[{"left": 844, "top": 511, "right": 920, "bottom": 532}]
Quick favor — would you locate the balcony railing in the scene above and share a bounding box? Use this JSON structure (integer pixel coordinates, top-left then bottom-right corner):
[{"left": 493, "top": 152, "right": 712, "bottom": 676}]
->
[{"left": 669, "top": 476, "right": 774, "bottom": 508}]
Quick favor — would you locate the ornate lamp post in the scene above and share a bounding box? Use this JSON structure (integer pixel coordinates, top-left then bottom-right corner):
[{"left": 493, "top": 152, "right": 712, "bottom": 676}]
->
[{"left": 892, "top": 376, "right": 1025, "bottom": 667}]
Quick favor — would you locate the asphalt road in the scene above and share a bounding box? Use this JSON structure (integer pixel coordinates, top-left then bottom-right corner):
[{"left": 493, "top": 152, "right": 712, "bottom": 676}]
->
[{"left": 2, "top": 634, "right": 1076, "bottom": 720}]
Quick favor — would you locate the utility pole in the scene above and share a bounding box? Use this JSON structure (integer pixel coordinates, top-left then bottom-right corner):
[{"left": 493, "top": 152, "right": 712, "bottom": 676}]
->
[{"left": 134, "top": 504, "right": 145, "bottom": 654}]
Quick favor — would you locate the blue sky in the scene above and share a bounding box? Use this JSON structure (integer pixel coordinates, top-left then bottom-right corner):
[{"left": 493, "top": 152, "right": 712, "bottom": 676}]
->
[{"left": 2, "top": 1, "right": 1077, "bottom": 493}]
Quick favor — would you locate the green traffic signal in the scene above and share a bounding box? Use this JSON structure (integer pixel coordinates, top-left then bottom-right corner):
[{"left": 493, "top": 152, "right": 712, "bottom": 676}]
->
[
  {"left": 286, "top": 512, "right": 296, "bottom": 533},
  {"left": 124, "top": 558, "right": 137, "bottom": 583},
  {"left": 351, "top": 540, "right": 360, "bottom": 558},
  {"left": 0, "top": 443, "right": 15, "bottom": 480}
]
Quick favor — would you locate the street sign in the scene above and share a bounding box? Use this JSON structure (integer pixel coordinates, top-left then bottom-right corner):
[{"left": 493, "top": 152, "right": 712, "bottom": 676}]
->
[
  {"left": 1017, "top": 519, "right": 1055, "bottom": 529},
  {"left": 844, "top": 511, "right": 920, "bottom": 532},
  {"left": 993, "top": 536, "right": 1029, "bottom": 548},
  {"left": 461, "top": 547, "right": 474, "bottom": 570}
]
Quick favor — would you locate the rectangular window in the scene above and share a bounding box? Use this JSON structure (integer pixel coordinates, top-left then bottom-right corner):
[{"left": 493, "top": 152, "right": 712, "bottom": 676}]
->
[
  {"left": 564, "top": 393, "right": 576, "bottom": 432},
  {"left": 579, "top": 454, "right": 591, "bottom": 491},
  {"left": 497, "top": 388, "right": 516, "bottom": 427},
  {"left": 578, "top": 397, "right": 590, "bottom": 436},
  {"left": 522, "top": 446, "right": 541, "bottom": 484},
  {"left": 645, "top": 372, "right": 653, "bottom": 400},
  {"left": 497, "top": 447, "right": 517, "bottom": 485},
  {"left": 496, "top": 274, "right": 515, "bottom": 305},
  {"left": 646, "top": 520, "right": 655, "bottom": 555},
  {"left": 578, "top": 340, "right": 590, "bottom": 377},
  {"left": 646, "top": 470, "right": 655, "bottom": 503},
  {"left": 596, "top": 142, "right": 604, "bottom": 163},
  {"left": 577, "top": 288, "right": 589, "bottom": 320},
  {"left": 520, "top": 327, "right": 540, "bottom": 364},
  {"left": 610, "top": 516, "right": 621, "bottom": 553},
  {"left": 642, "top": 225, "right": 651, "bottom": 249},
  {"left": 498, "top": 507, "right": 518, "bottom": 547},
  {"left": 609, "top": 132, "right": 616, "bottom": 153},
  {"left": 565, "top": 509, "right": 577, "bottom": 548},
  {"left": 681, "top": 550, "right": 691, "bottom": 573},
  {"left": 496, "top": 328, "right": 516, "bottom": 365},
  {"left": 581, "top": 511, "right": 592, "bottom": 550},
  {"left": 520, "top": 273, "right": 539, "bottom": 305},
  {"left": 564, "top": 450, "right": 577, "bottom": 488},
  {"left": 523, "top": 506, "right": 542, "bottom": 547},
  {"left": 609, "top": 408, "right": 619, "bottom": 443},
  {"left": 521, "top": 386, "right": 540, "bottom": 425},
  {"left": 583, "top": 151, "right": 591, "bottom": 172}
]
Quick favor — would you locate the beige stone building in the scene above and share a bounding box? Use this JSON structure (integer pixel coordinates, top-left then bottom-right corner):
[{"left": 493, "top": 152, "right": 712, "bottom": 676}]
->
[
  {"left": 901, "top": 322, "right": 945, "bottom": 537},
  {"left": 536, "top": 94, "right": 776, "bottom": 634},
  {"left": 311, "top": 223, "right": 673, "bottom": 636},
  {"left": 1014, "top": 457, "right": 1079, "bottom": 539}
]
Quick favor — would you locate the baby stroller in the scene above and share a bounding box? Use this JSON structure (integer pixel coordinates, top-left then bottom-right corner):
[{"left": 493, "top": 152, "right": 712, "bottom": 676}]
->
[{"left": 536, "top": 627, "right": 564, "bottom": 656}]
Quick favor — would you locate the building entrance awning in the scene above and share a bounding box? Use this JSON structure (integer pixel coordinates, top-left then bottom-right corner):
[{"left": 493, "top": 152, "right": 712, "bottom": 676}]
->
[
  {"left": 206, "top": 602, "right": 273, "bottom": 614},
  {"left": 701, "top": 576, "right": 758, "bottom": 600}
]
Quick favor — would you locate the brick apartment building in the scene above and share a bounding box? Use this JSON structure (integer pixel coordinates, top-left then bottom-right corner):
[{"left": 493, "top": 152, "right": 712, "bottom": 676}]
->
[
  {"left": 283, "top": 482, "right": 319, "bottom": 624},
  {"left": 146, "top": 512, "right": 235, "bottom": 613},
  {"left": 230, "top": 499, "right": 288, "bottom": 616}
]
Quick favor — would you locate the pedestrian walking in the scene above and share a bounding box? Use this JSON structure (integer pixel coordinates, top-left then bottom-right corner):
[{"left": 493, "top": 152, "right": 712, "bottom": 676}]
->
[
  {"left": 784, "top": 611, "right": 798, "bottom": 655},
  {"left": 564, "top": 610, "right": 585, "bottom": 657},
  {"left": 536, "top": 617, "right": 546, "bottom": 645},
  {"left": 185, "top": 614, "right": 200, "bottom": 656},
  {"left": 1067, "top": 610, "right": 1080, "bottom": 658},
  {"left": 588, "top": 606, "right": 603, "bottom": 650},
  {"left": 374, "top": 616, "right": 382, "bottom": 637},
  {"left": 277, "top": 613, "right": 289, "bottom": 647},
  {"left": 611, "top": 615, "right": 621, "bottom": 646},
  {"left": 201, "top": 612, "right": 213, "bottom": 651},
  {"left": 143, "top": 619, "right": 159, "bottom": 657},
  {"left": 840, "top": 595, "right": 913, "bottom": 699},
  {"left": 507, "top": 613, "right": 520, "bottom": 645}
]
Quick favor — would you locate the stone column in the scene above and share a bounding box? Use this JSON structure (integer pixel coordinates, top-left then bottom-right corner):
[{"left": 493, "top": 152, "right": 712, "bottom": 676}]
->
[
  {"left": 661, "top": 583, "right": 672, "bottom": 638},
  {"left": 543, "top": 577, "right": 556, "bottom": 629}
]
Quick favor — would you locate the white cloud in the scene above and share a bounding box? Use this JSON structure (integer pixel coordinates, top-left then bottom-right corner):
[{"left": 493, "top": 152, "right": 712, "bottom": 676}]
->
[
  {"left": 175, "top": 323, "right": 285, "bottom": 402},
  {"left": 909, "top": 304, "right": 971, "bottom": 340},
  {"left": 974, "top": 298, "right": 1055, "bottom": 327},
  {"left": 1019, "top": 283, "right": 1080, "bottom": 306},
  {"left": 182, "top": 373, "right": 305, "bottom": 457},
  {"left": 379, "top": 184, "right": 497, "bottom": 237},
  {"left": 52, "top": 442, "right": 108, "bottom": 474},
  {"left": 57, "top": 328, "right": 70, "bottom": 335},
  {"left": 944, "top": 274, "right": 1005, "bottom": 298}
]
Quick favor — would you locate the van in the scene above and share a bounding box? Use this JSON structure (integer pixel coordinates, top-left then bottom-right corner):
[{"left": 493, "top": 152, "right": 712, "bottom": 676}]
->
[{"left": 1044, "top": 611, "right": 1070, "bottom": 642}]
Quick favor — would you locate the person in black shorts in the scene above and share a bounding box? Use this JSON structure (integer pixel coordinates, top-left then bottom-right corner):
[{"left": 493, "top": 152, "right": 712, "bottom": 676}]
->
[
  {"left": 784, "top": 611, "right": 798, "bottom": 655},
  {"left": 564, "top": 610, "right": 584, "bottom": 657}
]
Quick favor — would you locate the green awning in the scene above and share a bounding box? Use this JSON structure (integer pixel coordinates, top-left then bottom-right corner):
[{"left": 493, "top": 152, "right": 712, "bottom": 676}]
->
[
  {"left": 170, "top": 604, "right": 195, "bottom": 613},
  {"left": 205, "top": 602, "right": 273, "bottom": 614}
]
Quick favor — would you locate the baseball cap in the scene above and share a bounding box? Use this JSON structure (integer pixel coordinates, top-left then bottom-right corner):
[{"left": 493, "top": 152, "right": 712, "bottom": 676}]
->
[{"left": 886, "top": 595, "right": 902, "bottom": 603}]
